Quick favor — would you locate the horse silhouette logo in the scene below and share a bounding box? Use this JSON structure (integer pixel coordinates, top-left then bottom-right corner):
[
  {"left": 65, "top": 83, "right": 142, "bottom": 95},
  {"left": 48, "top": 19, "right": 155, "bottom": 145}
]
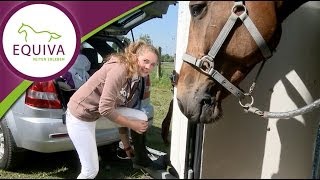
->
[
  {"left": 17, "top": 23, "right": 61, "bottom": 42},
  {"left": 1, "top": 2, "right": 80, "bottom": 82}
]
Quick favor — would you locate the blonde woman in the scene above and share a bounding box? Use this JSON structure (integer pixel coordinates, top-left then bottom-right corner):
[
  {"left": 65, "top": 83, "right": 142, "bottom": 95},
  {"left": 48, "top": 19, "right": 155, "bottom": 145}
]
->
[{"left": 66, "top": 40, "right": 161, "bottom": 179}]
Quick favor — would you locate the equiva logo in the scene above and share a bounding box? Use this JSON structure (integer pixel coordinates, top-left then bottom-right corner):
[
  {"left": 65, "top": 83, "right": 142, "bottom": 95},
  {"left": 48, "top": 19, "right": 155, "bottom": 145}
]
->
[{"left": 0, "top": 2, "right": 80, "bottom": 82}]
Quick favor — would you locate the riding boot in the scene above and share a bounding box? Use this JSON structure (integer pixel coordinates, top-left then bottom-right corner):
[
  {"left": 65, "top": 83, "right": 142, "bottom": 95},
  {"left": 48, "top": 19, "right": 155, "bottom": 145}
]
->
[{"left": 131, "top": 130, "right": 166, "bottom": 170}]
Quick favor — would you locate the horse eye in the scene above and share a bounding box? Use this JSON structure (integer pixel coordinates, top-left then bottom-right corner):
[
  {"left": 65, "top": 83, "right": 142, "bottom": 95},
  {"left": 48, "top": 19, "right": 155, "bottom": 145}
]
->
[{"left": 190, "top": 3, "right": 207, "bottom": 17}]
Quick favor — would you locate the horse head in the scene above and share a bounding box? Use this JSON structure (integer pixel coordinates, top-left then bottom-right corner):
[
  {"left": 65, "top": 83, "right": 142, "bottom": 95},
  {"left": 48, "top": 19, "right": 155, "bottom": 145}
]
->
[
  {"left": 17, "top": 23, "right": 29, "bottom": 42},
  {"left": 176, "top": 1, "right": 307, "bottom": 124},
  {"left": 17, "top": 23, "right": 27, "bottom": 34}
]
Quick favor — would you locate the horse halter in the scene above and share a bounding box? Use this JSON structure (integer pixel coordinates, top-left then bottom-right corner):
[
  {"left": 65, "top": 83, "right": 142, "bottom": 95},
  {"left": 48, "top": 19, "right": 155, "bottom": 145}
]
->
[{"left": 182, "top": 1, "right": 273, "bottom": 108}]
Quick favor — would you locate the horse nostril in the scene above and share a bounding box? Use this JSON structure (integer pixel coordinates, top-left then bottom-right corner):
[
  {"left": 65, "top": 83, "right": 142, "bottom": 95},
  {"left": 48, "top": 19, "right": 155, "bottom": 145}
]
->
[
  {"left": 203, "top": 98, "right": 211, "bottom": 105},
  {"left": 201, "top": 95, "right": 214, "bottom": 106},
  {"left": 177, "top": 98, "right": 185, "bottom": 113}
]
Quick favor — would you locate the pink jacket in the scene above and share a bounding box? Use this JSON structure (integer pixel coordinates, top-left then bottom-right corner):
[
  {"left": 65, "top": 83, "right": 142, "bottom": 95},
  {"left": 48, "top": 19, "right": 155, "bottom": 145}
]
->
[{"left": 67, "top": 57, "right": 136, "bottom": 122}]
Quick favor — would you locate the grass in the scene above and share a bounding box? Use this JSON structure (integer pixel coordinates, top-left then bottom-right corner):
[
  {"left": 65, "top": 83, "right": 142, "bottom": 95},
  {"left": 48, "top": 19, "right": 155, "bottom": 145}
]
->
[{"left": 0, "top": 62, "right": 174, "bottom": 179}]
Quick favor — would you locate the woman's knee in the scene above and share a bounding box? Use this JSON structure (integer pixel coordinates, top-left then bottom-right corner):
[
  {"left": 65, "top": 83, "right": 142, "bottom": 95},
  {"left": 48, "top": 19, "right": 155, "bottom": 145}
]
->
[{"left": 116, "top": 107, "right": 148, "bottom": 121}]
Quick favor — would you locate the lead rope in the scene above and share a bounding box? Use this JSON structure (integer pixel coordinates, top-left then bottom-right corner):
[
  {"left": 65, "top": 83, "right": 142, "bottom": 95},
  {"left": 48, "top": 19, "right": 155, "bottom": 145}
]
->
[
  {"left": 241, "top": 61, "right": 320, "bottom": 118},
  {"left": 242, "top": 60, "right": 320, "bottom": 118},
  {"left": 312, "top": 121, "right": 320, "bottom": 179},
  {"left": 244, "top": 98, "right": 320, "bottom": 118}
]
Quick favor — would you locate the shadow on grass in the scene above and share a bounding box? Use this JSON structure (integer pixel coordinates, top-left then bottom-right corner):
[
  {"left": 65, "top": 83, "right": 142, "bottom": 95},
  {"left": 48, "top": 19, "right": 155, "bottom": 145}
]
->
[
  {"left": 146, "top": 125, "right": 171, "bottom": 153},
  {"left": 3, "top": 126, "right": 170, "bottom": 179}
]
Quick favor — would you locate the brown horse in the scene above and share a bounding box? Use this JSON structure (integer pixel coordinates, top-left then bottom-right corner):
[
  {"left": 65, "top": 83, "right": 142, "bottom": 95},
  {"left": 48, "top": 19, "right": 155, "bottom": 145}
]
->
[{"left": 175, "top": 1, "right": 308, "bottom": 124}]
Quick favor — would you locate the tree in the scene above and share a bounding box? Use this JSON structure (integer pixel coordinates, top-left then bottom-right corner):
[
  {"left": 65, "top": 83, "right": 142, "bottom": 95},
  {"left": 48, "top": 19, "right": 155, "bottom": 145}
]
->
[
  {"left": 139, "top": 34, "right": 153, "bottom": 45},
  {"left": 161, "top": 54, "right": 174, "bottom": 62}
]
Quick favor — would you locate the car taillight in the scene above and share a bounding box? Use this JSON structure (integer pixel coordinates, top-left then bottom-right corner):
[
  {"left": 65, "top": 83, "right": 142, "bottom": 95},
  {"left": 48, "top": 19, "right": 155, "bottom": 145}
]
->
[
  {"left": 143, "top": 75, "right": 151, "bottom": 99},
  {"left": 25, "top": 81, "right": 62, "bottom": 109}
]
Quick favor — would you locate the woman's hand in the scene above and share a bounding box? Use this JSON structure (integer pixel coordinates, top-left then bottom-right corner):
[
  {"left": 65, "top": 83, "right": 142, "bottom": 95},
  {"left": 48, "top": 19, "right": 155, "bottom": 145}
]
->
[{"left": 128, "top": 119, "right": 148, "bottom": 134}]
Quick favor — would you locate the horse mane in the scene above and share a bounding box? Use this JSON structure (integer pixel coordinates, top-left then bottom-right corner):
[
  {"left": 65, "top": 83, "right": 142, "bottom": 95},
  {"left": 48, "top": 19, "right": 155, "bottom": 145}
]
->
[{"left": 276, "top": 1, "right": 308, "bottom": 23}]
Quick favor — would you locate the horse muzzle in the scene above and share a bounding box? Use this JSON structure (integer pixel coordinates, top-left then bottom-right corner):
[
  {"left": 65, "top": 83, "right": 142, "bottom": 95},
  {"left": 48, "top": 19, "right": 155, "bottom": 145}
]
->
[{"left": 177, "top": 87, "right": 221, "bottom": 124}]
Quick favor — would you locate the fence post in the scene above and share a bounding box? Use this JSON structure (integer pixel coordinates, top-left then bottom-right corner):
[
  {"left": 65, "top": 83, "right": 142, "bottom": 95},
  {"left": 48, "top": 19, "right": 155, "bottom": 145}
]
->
[{"left": 157, "top": 46, "right": 162, "bottom": 79}]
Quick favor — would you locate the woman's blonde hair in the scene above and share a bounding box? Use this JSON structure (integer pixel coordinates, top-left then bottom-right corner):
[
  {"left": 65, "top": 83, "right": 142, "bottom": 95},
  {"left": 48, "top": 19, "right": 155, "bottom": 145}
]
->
[{"left": 104, "top": 40, "right": 159, "bottom": 78}]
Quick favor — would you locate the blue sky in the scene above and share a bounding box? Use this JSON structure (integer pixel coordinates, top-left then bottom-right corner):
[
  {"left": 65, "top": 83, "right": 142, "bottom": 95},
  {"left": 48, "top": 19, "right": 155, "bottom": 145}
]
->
[{"left": 125, "top": 3, "right": 178, "bottom": 56}]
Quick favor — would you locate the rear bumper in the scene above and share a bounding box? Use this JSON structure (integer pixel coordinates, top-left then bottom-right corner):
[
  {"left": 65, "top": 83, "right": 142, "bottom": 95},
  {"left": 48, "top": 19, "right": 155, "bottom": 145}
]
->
[{"left": 8, "top": 113, "right": 120, "bottom": 153}]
